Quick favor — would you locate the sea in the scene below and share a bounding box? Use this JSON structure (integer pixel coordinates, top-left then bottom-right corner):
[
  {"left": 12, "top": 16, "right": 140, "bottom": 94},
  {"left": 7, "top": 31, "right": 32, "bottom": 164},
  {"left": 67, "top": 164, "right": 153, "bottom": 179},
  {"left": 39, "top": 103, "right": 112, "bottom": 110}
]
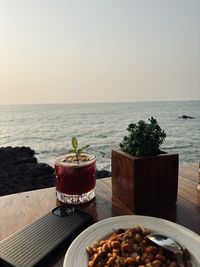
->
[{"left": 0, "top": 101, "right": 199, "bottom": 171}]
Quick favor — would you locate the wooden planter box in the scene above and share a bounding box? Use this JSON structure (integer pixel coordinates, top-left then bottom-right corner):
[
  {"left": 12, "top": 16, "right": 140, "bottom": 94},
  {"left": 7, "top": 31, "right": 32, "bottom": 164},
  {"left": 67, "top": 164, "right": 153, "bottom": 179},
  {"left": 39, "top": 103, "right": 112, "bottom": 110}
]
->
[{"left": 111, "top": 149, "right": 179, "bottom": 212}]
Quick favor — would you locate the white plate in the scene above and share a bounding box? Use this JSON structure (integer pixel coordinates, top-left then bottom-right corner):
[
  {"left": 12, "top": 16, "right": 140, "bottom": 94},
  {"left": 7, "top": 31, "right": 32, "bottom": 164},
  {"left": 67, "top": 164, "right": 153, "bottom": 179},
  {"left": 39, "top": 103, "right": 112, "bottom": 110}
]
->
[{"left": 63, "top": 215, "right": 200, "bottom": 267}]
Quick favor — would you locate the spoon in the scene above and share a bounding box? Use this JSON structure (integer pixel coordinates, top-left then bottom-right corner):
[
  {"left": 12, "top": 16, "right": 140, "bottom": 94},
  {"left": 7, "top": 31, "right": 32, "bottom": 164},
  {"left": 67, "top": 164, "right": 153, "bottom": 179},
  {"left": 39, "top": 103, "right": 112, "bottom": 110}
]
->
[{"left": 147, "top": 234, "right": 185, "bottom": 267}]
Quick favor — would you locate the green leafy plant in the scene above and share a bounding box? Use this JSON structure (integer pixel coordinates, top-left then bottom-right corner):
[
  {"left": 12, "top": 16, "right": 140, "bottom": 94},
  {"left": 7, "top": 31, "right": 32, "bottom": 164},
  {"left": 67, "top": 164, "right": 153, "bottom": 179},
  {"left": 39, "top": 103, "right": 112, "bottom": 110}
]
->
[
  {"left": 71, "top": 136, "right": 89, "bottom": 162},
  {"left": 119, "top": 117, "right": 166, "bottom": 157}
]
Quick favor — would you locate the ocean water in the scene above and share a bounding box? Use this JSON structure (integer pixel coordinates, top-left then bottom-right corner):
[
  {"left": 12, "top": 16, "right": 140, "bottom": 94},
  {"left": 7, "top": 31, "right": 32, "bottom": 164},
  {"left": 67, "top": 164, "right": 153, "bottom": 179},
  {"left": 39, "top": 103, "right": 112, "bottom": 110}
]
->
[{"left": 0, "top": 101, "right": 199, "bottom": 170}]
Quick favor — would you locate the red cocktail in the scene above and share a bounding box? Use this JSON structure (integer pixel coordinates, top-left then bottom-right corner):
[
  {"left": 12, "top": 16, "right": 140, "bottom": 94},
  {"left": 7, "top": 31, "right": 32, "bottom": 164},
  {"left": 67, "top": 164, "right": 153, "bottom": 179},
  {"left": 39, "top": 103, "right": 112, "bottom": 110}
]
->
[{"left": 54, "top": 153, "right": 96, "bottom": 204}]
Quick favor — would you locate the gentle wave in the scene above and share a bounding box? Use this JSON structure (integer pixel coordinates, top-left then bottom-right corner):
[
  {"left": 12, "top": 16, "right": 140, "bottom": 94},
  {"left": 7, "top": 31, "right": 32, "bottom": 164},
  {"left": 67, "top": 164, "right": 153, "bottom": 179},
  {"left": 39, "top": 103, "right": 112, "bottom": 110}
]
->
[
  {"left": 162, "top": 145, "right": 194, "bottom": 150},
  {"left": 0, "top": 101, "right": 200, "bottom": 169}
]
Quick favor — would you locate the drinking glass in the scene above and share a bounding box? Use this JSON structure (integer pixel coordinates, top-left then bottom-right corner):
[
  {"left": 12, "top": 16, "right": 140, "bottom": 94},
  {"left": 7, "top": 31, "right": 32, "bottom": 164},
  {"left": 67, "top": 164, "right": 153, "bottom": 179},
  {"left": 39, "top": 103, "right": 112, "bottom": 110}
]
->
[{"left": 54, "top": 153, "right": 96, "bottom": 204}]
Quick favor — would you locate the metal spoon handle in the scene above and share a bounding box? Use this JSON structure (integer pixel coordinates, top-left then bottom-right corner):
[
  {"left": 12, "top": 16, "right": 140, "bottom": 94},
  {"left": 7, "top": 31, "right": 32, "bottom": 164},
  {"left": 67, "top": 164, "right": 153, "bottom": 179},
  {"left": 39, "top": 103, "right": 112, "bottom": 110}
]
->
[{"left": 176, "top": 251, "right": 185, "bottom": 267}]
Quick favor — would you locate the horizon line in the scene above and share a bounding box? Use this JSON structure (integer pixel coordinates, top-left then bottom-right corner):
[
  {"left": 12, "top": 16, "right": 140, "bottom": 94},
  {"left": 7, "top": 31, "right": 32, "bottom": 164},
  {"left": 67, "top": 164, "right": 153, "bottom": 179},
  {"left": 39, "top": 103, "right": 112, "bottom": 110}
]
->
[{"left": 0, "top": 99, "right": 200, "bottom": 106}]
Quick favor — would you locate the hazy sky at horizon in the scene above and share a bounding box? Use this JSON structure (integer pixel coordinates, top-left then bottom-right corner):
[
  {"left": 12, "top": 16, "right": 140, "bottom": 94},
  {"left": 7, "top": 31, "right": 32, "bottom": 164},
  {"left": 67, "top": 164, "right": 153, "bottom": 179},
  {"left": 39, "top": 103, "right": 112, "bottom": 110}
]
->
[{"left": 0, "top": 0, "right": 200, "bottom": 105}]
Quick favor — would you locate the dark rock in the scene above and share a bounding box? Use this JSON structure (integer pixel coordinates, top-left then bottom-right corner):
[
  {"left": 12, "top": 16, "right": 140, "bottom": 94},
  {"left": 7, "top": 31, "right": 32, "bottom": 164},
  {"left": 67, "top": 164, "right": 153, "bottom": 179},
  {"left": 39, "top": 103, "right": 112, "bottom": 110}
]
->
[
  {"left": 0, "top": 146, "right": 55, "bottom": 196},
  {"left": 0, "top": 146, "right": 36, "bottom": 165},
  {"left": 178, "top": 115, "right": 194, "bottom": 119},
  {"left": 96, "top": 169, "right": 111, "bottom": 179}
]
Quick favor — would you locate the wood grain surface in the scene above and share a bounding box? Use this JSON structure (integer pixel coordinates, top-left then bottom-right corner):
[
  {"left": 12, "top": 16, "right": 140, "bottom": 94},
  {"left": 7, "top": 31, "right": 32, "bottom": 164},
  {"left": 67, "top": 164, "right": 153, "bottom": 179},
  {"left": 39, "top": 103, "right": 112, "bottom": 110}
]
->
[{"left": 0, "top": 163, "right": 199, "bottom": 267}]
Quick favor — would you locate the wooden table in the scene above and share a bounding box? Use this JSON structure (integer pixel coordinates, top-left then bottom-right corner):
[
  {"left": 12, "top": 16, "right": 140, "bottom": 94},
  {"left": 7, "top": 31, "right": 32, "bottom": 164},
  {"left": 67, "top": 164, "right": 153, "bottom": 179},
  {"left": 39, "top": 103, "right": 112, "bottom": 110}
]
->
[{"left": 0, "top": 163, "right": 199, "bottom": 266}]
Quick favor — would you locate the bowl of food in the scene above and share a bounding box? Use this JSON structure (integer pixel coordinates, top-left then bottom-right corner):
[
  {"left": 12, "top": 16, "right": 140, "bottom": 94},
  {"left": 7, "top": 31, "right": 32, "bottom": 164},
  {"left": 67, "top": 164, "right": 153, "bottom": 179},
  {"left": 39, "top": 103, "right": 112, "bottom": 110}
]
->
[{"left": 63, "top": 215, "right": 200, "bottom": 267}]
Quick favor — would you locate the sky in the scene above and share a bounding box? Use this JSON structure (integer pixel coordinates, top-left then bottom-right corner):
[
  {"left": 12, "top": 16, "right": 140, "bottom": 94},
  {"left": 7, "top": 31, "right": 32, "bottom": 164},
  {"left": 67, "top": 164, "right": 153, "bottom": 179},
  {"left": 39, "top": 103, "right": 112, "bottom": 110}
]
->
[{"left": 0, "top": 0, "right": 200, "bottom": 105}]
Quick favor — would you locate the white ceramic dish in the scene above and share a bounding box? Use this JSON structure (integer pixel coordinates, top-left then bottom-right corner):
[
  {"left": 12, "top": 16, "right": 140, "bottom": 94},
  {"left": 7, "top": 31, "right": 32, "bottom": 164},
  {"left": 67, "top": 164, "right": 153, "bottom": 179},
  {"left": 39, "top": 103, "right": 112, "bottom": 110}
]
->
[{"left": 63, "top": 215, "right": 200, "bottom": 267}]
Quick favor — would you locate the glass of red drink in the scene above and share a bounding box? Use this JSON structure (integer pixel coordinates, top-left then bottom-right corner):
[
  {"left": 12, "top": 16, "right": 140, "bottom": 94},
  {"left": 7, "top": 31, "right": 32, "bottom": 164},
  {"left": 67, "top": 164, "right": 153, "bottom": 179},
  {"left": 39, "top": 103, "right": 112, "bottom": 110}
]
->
[{"left": 54, "top": 153, "right": 96, "bottom": 204}]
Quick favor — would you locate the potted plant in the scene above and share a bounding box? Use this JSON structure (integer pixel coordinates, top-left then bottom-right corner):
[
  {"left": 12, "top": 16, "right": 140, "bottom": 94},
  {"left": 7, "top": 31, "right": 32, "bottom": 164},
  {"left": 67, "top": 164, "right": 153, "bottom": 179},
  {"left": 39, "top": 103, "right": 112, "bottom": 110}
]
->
[
  {"left": 112, "top": 117, "right": 179, "bottom": 212},
  {"left": 54, "top": 137, "right": 96, "bottom": 204}
]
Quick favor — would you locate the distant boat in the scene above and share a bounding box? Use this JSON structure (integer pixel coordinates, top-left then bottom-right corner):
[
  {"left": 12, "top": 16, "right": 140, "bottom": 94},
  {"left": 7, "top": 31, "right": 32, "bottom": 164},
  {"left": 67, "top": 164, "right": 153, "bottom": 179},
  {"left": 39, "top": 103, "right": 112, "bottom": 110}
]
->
[{"left": 178, "top": 115, "right": 194, "bottom": 119}]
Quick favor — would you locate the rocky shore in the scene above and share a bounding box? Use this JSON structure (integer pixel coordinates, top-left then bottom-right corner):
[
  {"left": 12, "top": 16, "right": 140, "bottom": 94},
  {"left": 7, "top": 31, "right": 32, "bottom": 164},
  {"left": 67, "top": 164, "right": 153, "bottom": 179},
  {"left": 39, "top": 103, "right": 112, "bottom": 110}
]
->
[{"left": 0, "top": 146, "right": 111, "bottom": 196}]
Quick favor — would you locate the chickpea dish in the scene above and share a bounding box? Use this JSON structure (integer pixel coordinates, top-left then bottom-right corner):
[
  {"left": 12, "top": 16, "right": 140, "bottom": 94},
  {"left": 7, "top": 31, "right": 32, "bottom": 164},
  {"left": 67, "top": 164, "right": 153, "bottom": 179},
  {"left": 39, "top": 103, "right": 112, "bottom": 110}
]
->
[{"left": 86, "top": 225, "right": 192, "bottom": 267}]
